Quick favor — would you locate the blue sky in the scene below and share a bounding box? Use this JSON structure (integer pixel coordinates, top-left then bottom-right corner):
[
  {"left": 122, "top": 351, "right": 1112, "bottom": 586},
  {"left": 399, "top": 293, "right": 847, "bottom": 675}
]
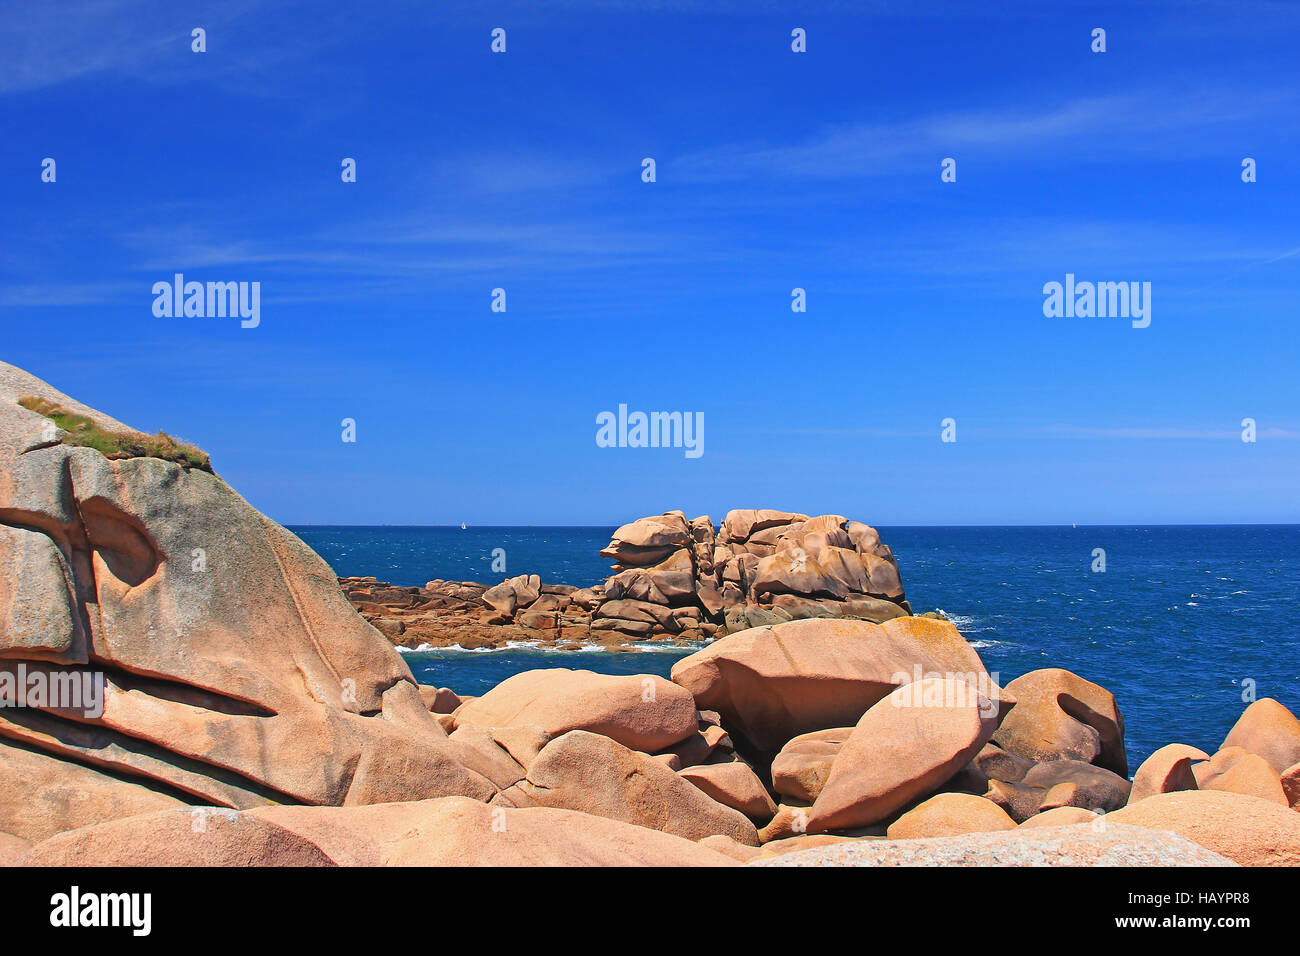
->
[{"left": 3, "top": 0, "right": 1298, "bottom": 525}]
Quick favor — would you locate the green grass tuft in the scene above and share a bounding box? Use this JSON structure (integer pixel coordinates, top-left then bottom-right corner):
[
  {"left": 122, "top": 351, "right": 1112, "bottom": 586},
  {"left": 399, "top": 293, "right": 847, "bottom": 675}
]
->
[{"left": 18, "top": 395, "right": 213, "bottom": 472}]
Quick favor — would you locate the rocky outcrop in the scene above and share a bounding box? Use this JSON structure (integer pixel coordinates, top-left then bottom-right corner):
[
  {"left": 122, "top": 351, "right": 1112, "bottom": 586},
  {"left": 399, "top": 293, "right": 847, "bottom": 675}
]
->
[
  {"left": 342, "top": 509, "right": 914, "bottom": 652},
  {"left": 593, "top": 509, "right": 911, "bottom": 643},
  {"left": 340, "top": 576, "right": 616, "bottom": 651},
  {"left": 0, "top": 363, "right": 508, "bottom": 841}
]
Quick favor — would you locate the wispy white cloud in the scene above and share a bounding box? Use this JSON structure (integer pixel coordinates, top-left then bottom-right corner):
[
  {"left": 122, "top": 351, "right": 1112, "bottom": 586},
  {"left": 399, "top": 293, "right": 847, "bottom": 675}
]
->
[
  {"left": 0, "top": 0, "right": 320, "bottom": 97},
  {"left": 741, "top": 423, "right": 1300, "bottom": 441},
  {"left": 672, "top": 88, "right": 1300, "bottom": 182},
  {"left": 0, "top": 281, "right": 139, "bottom": 307},
  {"left": 1031, "top": 424, "right": 1300, "bottom": 441}
]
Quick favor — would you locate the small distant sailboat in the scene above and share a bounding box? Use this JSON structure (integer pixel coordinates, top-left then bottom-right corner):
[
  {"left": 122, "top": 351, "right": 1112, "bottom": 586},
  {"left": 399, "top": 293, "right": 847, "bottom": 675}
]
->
[{"left": 461, "top": 521, "right": 467, "bottom": 530}]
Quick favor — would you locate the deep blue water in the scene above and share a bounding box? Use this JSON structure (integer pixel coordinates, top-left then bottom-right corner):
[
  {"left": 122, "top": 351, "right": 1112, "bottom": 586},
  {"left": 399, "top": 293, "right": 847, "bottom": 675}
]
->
[{"left": 290, "top": 524, "right": 1300, "bottom": 770}]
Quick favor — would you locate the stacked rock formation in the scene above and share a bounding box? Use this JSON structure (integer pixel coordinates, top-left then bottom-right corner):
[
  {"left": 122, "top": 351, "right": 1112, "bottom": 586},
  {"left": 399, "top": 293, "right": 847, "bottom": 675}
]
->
[
  {"left": 591, "top": 509, "right": 912, "bottom": 642},
  {"left": 593, "top": 511, "right": 716, "bottom": 641}
]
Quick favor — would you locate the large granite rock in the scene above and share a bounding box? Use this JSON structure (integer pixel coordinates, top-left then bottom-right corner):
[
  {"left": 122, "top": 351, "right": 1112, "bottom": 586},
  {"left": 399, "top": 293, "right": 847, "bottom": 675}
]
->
[
  {"left": 679, "top": 761, "right": 778, "bottom": 822},
  {"left": 602, "top": 512, "right": 692, "bottom": 562},
  {"left": 450, "top": 668, "right": 697, "bottom": 753},
  {"left": 0, "top": 362, "right": 496, "bottom": 841},
  {"left": 991, "top": 668, "right": 1128, "bottom": 776},
  {"left": 1222, "top": 698, "right": 1300, "bottom": 774},
  {"left": 671, "top": 616, "right": 1011, "bottom": 753},
  {"left": 808, "top": 678, "right": 1001, "bottom": 832},
  {"left": 1128, "top": 743, "right": 1208, "bottom": 803}
]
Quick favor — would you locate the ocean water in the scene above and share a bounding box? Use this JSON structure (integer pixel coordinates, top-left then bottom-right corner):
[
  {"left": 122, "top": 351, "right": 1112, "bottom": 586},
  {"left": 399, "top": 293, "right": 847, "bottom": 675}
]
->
[{"left": 290, "top": 524, "right": 1300, "bottom": 770}]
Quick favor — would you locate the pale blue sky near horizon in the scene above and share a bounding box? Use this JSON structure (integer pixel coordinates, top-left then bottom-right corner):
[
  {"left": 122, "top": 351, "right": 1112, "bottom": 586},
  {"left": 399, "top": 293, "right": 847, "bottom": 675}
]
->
[{"left": 2, "top": 0, "right": 1298, "bottom": 526}]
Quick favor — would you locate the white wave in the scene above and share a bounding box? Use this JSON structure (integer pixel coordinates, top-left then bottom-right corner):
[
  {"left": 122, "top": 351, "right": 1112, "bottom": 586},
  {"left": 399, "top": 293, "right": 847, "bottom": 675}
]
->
[
  {"left": 943, "top": 613, "right": 997, "bottom": 635},
  {"left": 397, "top": 638, "right": 700, "bottom": 656}
]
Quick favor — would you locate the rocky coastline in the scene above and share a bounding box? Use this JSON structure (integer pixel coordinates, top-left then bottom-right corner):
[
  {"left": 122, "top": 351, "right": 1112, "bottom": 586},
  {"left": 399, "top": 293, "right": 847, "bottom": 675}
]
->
[
  {"left": 341, "top": 509, "right": 913, "bottom": 651},
  {"left": 1, "top": 360, "right": 1298, "bottom": 867}
]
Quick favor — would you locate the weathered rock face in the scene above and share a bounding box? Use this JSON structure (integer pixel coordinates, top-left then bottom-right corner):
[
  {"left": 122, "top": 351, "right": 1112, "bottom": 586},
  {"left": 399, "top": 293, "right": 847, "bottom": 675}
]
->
[
  {"left": 991, "top": 668, "right": 1128, "bottom": 776},
  {"left": 671, "top": 616, "right": 1011, "bottom": 754},
  {"left": 0, "top": 363, "right": 498, "bottom": 840},
  {"left": 0, "top": 743, "right": 189, "bottom": 844}
]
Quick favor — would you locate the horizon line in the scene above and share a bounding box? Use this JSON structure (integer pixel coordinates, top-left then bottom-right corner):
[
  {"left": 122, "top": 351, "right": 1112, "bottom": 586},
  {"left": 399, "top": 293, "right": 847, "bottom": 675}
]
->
[{"left": 282, "top": 521, "right": 1300, "bottom": 529}]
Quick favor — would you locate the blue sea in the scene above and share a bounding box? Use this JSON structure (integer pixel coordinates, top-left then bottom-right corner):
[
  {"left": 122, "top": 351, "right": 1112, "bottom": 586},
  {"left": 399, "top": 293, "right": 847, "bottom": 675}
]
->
[{"left": 290, "top": 524, "right": 1300, "bottom": 770}]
